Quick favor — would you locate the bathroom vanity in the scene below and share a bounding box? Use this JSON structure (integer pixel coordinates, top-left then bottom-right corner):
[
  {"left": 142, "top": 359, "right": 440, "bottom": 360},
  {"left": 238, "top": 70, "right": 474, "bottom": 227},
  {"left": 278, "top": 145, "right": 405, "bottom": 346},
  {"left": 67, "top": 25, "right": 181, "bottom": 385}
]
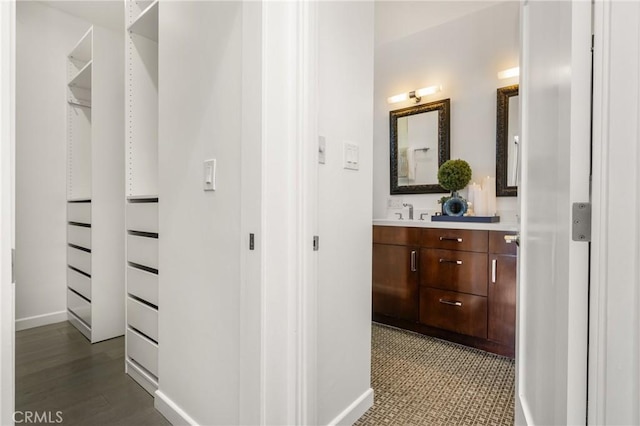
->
[{"left": 372, "top": 221, "right": 518, "bottom": 357}]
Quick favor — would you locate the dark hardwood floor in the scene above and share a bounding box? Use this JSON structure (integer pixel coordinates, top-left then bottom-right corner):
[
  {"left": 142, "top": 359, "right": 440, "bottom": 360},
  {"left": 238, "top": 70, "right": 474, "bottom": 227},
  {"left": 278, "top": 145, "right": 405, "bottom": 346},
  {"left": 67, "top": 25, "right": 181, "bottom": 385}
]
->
[{"left": 16, "top": 321, "right": 170, "bottom": 426}]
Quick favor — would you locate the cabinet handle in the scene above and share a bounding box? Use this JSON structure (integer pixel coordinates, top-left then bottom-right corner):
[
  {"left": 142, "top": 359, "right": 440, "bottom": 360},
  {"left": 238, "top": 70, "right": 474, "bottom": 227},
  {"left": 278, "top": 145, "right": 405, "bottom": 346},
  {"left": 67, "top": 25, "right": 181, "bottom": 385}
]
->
[
  {"left": 410, "top": 250, "right": 417, "bottom": 272},
  {"left": 439, "top": 236, "right": 463, "bottom": 243},
  {"left": 491, "top": 259, "right": 497, "bottom": 283},
  {"left": 439, "top": 259, "right": 462, "bottom": 265},
  {"left": 439, "top": 298, "right": 463, "bottom": 307}
]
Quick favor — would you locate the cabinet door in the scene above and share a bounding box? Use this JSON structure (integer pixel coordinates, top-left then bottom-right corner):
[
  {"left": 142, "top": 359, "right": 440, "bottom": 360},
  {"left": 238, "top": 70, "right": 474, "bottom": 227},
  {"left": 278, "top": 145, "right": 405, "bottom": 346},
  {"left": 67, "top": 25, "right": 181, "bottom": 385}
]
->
[
  {"left": 372, "top": 243, "right": 419, "bottom": 321},
  {"left": 488, "top": 254, "right": 517, "bottom": 345}
]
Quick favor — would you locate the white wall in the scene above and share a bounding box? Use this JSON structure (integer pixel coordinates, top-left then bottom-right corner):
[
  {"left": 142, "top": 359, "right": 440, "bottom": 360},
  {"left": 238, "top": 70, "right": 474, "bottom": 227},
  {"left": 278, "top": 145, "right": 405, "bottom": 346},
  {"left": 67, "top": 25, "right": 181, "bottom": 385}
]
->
[
  {"left": 15, "top": 2, "right": 91, "bottom": 327},
  {"left": 373, "top": 2, "right": 519, "bottom": 219},
  {"left": 318, "top": 2, "right": 374, "bottom": 424}
]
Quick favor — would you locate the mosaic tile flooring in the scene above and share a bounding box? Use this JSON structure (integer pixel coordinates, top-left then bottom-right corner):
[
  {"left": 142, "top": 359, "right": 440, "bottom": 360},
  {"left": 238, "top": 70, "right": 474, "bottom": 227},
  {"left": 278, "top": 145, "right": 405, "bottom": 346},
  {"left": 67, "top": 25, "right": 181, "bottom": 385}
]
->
[{"left": 355, "top": 323, "right": 515, "bottom": 426}]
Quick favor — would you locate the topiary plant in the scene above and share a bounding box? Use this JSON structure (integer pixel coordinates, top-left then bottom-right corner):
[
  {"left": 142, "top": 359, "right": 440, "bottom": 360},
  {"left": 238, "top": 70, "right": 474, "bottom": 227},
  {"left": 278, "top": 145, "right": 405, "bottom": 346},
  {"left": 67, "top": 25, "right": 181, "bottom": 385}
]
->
[{"left": 437, "top": 159, "right": 472, "bottom": 192}]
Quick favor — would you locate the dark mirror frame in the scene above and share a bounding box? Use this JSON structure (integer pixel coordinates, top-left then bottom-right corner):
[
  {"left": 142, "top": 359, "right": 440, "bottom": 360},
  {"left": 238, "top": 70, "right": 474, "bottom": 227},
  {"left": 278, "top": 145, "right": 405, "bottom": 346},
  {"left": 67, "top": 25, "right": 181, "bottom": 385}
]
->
[
  {"left": 496, "top": 84, "right": 519, "bottom": 197},
  {"left": 390, "top": 98, "right": 450, "bottom": 195}
]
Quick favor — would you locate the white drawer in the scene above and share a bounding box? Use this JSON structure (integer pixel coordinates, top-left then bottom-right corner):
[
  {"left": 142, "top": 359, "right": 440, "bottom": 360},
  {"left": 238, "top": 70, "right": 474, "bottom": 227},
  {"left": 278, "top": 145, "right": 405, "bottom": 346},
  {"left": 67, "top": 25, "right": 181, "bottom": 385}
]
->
[
  {"left": 68, "top": 224, "right": 91, "bottom": 249},
  {"left": 127, "top": 297, "right": 158, "bottom": 342},
  {"left": 127, "top": 202, "right": 158, "bottom": 234},
  {"left": 127, "top": 328, "right": 158, "bottom": 377},
  {"left": 68, "top": 202, "right": 91, "bottom": 224},
  {"left": 68, "top": 246, "right": 91, "bottom": 275},
  {"left": 127, "top": 266, "right": 158, "bottom": 306},
  {"left": 127, "top": 234, "right": 158, "bottom": 270},
  {"left": 67, "top": 267, "right": 91, "bottom": 300},
  {"left": 67, "top": 288, "right": 91, "bottom": 326}
]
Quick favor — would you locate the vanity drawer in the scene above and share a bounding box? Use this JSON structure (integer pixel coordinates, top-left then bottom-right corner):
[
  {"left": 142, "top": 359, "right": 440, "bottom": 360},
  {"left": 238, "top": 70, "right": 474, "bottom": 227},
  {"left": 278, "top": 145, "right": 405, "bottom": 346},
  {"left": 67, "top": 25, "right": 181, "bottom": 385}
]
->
[
  {"left": 373, "top": 226, "right": 419, "bottom": 246},
  {"left": 489, "top": 231, "right": 518, "bottom": 255},
  {"left": 67, "top": 202, "right": 91, "bottom": 225},
  {"left": 127, "top": 234, "right": 158, "bottom": 270},
  {"left": 67, "top": 267, "right": 91, "bottom": 300},
  {"left": 127, "top": 266, "right": 158, "bottom": 306},
  {"left": 419, "top": 228, "right": 488, "bottom": 252},
  {"left": 67, "top": 246, "right": 91, "bottom": 275},
  {"left": 127, "top": 328, "right": 158, "bottom": 377},
  {"left": 419, "top": 249, "right": 488, "bottom": 296},
  {"left": 419, "top": 287, "right": 487, "bottom": 339},
  {"left": 127, "top": 297, "right": 158, "bottom": 342},
  {"left": 67, "top": 288, "right": 91, "bottom": 326},
  {"left": 127, "top": 202, "right": 158, "bottom": 234},
  {"left": 68, "top": 224, "right": 91, "bottom": 250}
]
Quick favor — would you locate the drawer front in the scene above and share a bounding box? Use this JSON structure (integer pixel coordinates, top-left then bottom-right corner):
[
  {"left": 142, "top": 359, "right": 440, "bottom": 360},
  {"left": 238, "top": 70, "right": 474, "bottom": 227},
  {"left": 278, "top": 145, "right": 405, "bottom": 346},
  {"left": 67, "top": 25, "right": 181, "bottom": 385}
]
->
[
  {"left": 127, "top": 328, "right": 158, "bottom": 377},
  {"left": 489, "top": 231, "right": 518, "bottom": 255},
  {"left": 67, "top": 246, "right": 91, "bottom": 275},
  {"left": 127, "top": 235, "right": 158, "bottom": 270},
  {"left": 127, "top": 202, "right": 159, "bottom": 234},
  {"left": 373, "top": 226, "right": 419, "bottom": 246},
  {"left": 68, "top": 224, "right": 91, "bottom": 250},
  {"left": 127, "top": 297, "right": 158, "bottom": 342},
  {"left": 127, "top": 266, "right": 158, "bottom": 306},
  {"left": 68, "top": 202, "right": 91, "bottom": 224},
  {"left": 420, "top": 249, "right": 488, "bottom": 296},
  {"left": 419, "top": 287, "right": 487, "bottom": 338},
  {"left": 67, "top": 289, "right": 91, "bottom": 326},
  {"left": 67, "top": 267, "right": 91, "bottom": 300},
  {"left": 419, "top": 228, "right": 488, "bottom": 252}
]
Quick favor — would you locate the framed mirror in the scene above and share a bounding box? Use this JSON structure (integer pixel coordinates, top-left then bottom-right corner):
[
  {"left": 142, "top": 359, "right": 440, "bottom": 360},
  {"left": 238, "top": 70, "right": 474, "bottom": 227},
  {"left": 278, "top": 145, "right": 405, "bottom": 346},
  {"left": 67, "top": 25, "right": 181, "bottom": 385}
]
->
[
  {"left": 496, "top": 85, "right": 519, "bottom": 196},
  {"left": 390, "top": 98, "right": 450, "bottom": 194}
]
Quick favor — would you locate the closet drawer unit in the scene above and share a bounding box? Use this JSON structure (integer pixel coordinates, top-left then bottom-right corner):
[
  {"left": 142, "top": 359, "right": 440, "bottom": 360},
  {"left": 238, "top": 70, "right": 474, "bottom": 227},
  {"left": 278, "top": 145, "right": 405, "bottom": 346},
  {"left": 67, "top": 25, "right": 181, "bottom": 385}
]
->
[
  {"left": 127, "top": 328, "right": 158, "bottom": 377},
  {"left": 67, "top": 267, "right": 91, "bottom": 300},
  {"left": 67, "top": 224, "right": 91, "bottom": 250},
  {"left": 373, "top": 226, "right": 419, "bottom": 245},
  {"left": 67, "top": 289, "right": 91, "bottom": 326},
  {"left": 127, "top": 202, "right": 158, "bottom": 234},
  {"left": 127, "top": 234, "right": 158, "bottom": 270},
  {"left": 127, "top": 266, "right": 158, "bottom": 306},
  {"left": 127, "top": 297, "right": 158, "bottom": 342},
  {"left": 489, "top": 230, "right": 518, "bottom": 255},
  {"left": 419, "top": 287, "right": 487, "bottom": 339},
  {"left": 67, "top": 246, "right": 91, "bottom": 275},
  {"left": 419, "top": 228, "right": 488, "bottom": 253},
  {"left": 419, "top": 249, "right": 488, "bottom": 296},
  {"left": 67, "top": 202, "right": 91, "bottom": 224}
]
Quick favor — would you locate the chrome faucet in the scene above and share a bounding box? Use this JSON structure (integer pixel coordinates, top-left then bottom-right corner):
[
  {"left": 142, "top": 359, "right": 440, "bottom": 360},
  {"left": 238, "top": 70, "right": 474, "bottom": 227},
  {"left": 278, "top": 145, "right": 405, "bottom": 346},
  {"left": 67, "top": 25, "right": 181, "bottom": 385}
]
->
[{"left": 403, "top": 203, "right": 414, "bottom": 220}]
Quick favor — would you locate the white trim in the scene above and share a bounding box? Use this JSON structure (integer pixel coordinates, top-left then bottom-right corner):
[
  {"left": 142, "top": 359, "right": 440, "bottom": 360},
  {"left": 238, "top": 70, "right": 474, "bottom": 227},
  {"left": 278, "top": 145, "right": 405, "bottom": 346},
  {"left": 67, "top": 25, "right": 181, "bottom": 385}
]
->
[
  {"left": 154, "top": 390, "right": 198, "bottom": 426},
  {"left": 15, "top": 311, "right": 67, "bottom": 331},
  {"left": 326, "top": 388, "right": 373, "bottom": 426}
]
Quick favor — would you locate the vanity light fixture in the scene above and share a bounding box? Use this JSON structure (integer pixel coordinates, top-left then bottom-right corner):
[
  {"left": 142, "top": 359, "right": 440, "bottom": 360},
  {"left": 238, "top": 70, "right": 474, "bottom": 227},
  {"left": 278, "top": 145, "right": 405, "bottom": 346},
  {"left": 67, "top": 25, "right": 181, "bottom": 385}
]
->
[
  {"left": 498, "top": 67, "right": 520, "bottom": 80},
  {"left": 387, "top": 85, "right": 441, "bottom": 104}
]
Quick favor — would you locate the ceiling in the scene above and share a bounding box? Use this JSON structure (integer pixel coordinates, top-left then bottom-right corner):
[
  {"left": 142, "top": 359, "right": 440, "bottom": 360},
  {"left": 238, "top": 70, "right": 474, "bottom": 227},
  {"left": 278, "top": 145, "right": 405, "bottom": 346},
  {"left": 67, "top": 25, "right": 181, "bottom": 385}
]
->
[{"left": 39, "top": 0, "right": 124, "bottom": 32}]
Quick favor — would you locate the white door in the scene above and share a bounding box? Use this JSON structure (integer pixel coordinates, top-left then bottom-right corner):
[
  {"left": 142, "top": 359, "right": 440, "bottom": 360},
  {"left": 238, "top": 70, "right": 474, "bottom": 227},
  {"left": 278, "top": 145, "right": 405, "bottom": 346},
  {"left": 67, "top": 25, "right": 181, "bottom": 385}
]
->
[{"left": 516, "top": 1, "right": 592, "bottom": 424}]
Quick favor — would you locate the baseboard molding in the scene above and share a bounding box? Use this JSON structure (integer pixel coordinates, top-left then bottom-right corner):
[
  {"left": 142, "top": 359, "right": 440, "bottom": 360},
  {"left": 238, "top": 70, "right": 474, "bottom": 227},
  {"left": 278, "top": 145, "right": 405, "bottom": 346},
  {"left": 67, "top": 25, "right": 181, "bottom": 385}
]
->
[
  {"left": 328, "top": 387, "right": 374, "bottom": 426},
  {"left": 15, "top": 310, "right": 67, "bottom": 331},
  {"left": 155, "top": 390, "right": 199, "bottom": 426}
]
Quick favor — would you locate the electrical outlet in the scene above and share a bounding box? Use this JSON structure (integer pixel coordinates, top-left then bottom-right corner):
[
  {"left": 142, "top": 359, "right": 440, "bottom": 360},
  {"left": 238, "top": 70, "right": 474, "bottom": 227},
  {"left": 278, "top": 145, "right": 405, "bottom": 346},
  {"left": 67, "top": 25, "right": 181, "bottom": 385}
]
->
[{"left": 388, "top": 198, "right": 403, "bottom": 209}]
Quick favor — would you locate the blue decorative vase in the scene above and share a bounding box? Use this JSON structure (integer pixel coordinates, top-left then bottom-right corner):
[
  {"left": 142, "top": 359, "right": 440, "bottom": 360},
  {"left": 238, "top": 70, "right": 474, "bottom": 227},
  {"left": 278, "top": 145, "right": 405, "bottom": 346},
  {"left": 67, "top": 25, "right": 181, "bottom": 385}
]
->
[{"left": 443, "top": 192, "right": 468, "bottom": 217}]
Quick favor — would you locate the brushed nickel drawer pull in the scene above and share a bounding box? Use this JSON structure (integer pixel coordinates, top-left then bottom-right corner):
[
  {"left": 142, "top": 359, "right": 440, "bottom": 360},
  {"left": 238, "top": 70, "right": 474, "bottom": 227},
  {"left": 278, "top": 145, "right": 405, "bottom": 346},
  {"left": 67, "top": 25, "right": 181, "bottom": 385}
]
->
[
  {"left": 439, "top": 298, "right": 463, "bottom": 307},
  {"left": 439, "top": 236, "right": 463, "bottom": 243},
  {"left": 410, "top": 250, "right": 417, "bottom": 272},
  {"left": 491, "top": 259, "right": 497, "bottom": 283},
  {"left": 439, "top": 259, "right": 463, "bottom": 265}
]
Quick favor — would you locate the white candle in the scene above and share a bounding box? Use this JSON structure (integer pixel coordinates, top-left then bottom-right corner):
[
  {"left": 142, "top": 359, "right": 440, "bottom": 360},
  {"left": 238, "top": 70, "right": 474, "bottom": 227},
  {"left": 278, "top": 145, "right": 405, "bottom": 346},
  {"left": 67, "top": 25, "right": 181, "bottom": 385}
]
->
[
  {"left": 475, "top": 186, "right": 487, "bottom": 216},
  {"left": 482, "top": 176, "right": 497, "bottom": 216},
  {"left": 467, "top": 182, "right": 480, "bottom": 216}
]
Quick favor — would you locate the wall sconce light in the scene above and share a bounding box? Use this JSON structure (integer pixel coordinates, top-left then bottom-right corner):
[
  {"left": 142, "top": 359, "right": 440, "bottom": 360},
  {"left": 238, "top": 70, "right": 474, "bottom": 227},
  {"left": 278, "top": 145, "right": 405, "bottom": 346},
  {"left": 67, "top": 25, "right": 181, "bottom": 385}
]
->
[
  {"left": 387, "top": 85, "right": 441, "bottom": 104},
  {"left": 498, "top": 67, "right": 519, "bottom": 80}
]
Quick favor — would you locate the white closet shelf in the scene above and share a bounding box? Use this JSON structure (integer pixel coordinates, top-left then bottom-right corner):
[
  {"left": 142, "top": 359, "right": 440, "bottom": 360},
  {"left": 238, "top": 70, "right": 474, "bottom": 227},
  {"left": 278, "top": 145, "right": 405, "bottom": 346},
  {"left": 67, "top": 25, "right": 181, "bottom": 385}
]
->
[
  {"left": 68, "top": 27, "right": 93, "bottom": 63},
  {"left": 67, "top": 197, "right": 92, "bottom": 202},
  {"left": 127, "top": 194, "right": 159, "bottom": 201},
  {"left": 68, "top": 61, "right": 92, "bottom": 90},
  {"left": 128, "top": 0, "right": 158, "bottom": 42}
]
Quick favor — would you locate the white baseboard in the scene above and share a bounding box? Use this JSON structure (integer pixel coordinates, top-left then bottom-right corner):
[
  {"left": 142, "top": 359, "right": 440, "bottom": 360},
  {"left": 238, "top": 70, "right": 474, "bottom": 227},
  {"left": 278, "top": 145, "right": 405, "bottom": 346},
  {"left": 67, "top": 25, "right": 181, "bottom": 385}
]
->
[
  {"left": 15, "top": 310, "right": 67, "bottom": 331},
  {"left": 155, "top": 390, "right": 199, "bottom": 426},
  {"left": 328, "top": 387, "right": 374, "bottom": 426}
]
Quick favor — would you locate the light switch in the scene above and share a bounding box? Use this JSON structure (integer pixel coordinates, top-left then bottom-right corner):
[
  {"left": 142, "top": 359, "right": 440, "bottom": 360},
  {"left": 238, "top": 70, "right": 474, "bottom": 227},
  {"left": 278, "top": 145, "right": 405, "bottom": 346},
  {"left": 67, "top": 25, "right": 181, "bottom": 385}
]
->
[
  {"left": 318, "top": 136, "right": 326, "bottom": 164},
  {"left": 204, "top": 159, "right": 216, "bottom": 191},
  {"left": 343, "top": 142, "right": 359, "bottom": 171}
]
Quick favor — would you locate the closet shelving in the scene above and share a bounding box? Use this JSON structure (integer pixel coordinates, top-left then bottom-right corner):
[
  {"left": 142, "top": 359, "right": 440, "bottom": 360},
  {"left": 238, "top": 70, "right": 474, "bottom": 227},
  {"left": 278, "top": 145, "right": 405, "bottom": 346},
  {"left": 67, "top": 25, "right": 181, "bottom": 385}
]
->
[
  {"left": 125, "top": 0, "right": 160, "bottom": 395},
  {"left": 66, "top": 25, "right": 125, "bottom": 343}
]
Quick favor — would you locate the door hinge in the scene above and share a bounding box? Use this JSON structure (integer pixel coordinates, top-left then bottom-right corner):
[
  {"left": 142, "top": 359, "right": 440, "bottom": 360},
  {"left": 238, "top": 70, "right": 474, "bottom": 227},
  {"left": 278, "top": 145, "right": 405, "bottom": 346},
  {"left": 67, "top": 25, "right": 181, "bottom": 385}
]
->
[
  {"left": 313, "top": 236, "right": 319, "bottom": 251},
  {"left": 572, "top": 202, "right": 592, "bottom": 242},
  {"left": 11, "top": 248, "right": 15, "bottom": 283}
]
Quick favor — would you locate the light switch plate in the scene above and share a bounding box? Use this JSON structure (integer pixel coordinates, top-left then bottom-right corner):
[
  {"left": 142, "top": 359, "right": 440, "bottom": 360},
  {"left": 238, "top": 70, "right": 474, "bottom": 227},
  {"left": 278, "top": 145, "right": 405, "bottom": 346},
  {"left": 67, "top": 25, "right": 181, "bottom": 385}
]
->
[
  {"left": 204, "top": 159, "right": 216, "bottom": 191},
  {"left": 343, "top": 142, "right": 359, "bottom": 170},
  {"left": 319, "top": 136, "right": 326, "bottom": 164}
]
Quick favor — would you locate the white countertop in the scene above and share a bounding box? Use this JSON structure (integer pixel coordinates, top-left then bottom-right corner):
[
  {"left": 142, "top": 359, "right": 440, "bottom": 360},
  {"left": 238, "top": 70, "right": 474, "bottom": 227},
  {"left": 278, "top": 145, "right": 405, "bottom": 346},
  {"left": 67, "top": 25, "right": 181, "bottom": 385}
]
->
[{"left": 373, "top": 218, "right": 519, "bottom": 232}]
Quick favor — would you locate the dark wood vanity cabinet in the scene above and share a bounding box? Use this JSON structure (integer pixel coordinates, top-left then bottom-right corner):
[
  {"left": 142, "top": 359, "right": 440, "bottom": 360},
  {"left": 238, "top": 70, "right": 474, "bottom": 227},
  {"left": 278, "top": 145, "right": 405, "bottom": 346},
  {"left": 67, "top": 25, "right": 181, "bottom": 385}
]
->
[{"left": 372, "top": 225, "right": 517, "bottom": 357}]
